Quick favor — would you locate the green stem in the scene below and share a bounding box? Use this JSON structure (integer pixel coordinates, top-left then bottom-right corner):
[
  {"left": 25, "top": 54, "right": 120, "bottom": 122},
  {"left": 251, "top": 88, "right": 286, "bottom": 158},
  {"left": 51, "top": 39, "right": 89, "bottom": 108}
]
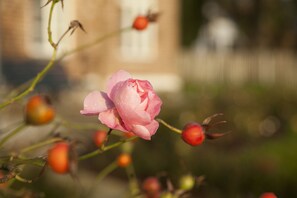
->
[
  {"left": 79, "top": 136, "right": 138, "bottom": 161},
  {"left": 48, "top": 1, "right": 57, "bottom": 48},
  {"left": 126, "top": 164, "right": 141, "bottom": 197},
  {"left": 59, "top": 119, "right": 101, "bottom": 131},
  {"left": 100, "top": 128, "right": 113, "bottom": 150},
  {"left": 0, "top": 123, "right": 27, "bottom": 148},
  {"left": 156, "top": 118, "right": 182, "bottom": 134},
  {"left": 20, "top": 138, "right": 63, "bottom": 154},
  {"left": 0, "top": 156, "right": 45, "bottom": 167},
  {"left": 0, "top": 27, "right": 131, "bottom": 110},
  {"left": 0, "top": 49, "right": 57, "bottom": 110},
  {"left": 58, "top": 26, "right": 132, "bottom": 60},
  {"left": 0, "top": 2, "right": 58, "bottom": 110},
  {"left": 96, "top": 161, "right": 118, "bottom": 181}
]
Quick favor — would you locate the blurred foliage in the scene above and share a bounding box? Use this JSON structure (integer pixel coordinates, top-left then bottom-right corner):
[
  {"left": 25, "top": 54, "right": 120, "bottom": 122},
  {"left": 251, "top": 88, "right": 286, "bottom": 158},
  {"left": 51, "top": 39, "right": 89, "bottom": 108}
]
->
[
  {"left": 3, "top": 83, "right": 297, "bottom": 197},
  {"left": 133, "top": 83, "right": 297, "bottom": 197},
  {"left": 181, "top": 0, "right": 297, "bottom": 49}
]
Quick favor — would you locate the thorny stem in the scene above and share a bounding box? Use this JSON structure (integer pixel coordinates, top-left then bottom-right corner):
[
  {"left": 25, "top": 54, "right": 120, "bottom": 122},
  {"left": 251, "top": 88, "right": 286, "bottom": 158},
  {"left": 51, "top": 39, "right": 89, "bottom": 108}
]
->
[
  {"left": 48, "top": 1, "right": 57, "bottom": 49},
  {"left": 79, "top": 136, "right": 138, "bottom": 161},
  {"left": 0, "top": 123, "right": 27, "bottom": 148},
  {"left": 156, "top": 118, "right": 182, "bottom": 134}
]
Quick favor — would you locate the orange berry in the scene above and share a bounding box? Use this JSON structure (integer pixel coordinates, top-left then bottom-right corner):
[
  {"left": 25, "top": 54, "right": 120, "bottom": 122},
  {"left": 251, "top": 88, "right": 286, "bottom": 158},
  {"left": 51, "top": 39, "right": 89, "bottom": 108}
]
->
[
  {"left": 25, "top": 95, "right": 55, "bottom": 125},
  {"left": 47, "top": 142, "right": 69, "bottom": 174},
  {"left": 117, "top": 153, "right": 132, "bottom": 167},
  {"left": 93, "top": 130, "right": 107, "bottom": 147},
  {"left": 132, "top": 16, "right": 149, "bottom": 31}
]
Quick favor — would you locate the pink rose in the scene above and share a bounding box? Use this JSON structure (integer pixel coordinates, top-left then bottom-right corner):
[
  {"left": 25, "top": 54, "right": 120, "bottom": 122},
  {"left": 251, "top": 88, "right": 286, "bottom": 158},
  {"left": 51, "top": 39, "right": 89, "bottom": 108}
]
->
[{"left": 80, "top": 70, "right": 162, "bottom": 140}]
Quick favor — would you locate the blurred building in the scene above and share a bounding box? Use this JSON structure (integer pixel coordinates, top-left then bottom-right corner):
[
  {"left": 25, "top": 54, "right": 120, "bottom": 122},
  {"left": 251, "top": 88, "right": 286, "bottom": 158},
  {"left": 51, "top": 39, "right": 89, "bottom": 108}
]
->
[
  {"left": 194, "top": 1, "right": 239, "bottom": 54},
  {"left": 0, "top": 0, "right": 181, "bottom": 92}
]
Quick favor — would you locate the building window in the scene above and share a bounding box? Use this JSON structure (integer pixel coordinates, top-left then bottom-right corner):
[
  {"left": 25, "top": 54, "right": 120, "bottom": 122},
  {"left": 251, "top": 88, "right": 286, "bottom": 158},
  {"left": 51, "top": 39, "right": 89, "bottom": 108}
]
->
[{"left": 120, "top": 0, "right": 158, "bottom": 61}]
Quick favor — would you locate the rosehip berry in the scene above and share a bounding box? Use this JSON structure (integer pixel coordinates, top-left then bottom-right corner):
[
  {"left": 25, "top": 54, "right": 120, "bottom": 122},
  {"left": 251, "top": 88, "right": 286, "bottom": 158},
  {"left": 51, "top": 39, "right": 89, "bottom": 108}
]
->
[
  {"left": 260, "top": 192, "right": 278, "bottom": 198},
  {"left": 25, "top": 95, "right": 55, "bottom": 125},
  {"left": 179, "top": 174, "right": 195, "bottom": 191},
  {"left": 93, "top": 130, "right": 107, "bottom": 147},
  {"left": 142, "top": 177, "right": 161, "bottom": 196},
  {"left": 181, "top": 123, "right": 205, "bottom": 146},
  {"left": 47, "top": 142, "right": 69, "bottom": 174},
  {"left": 132, "top": 16, "right": 149, "bottom": 31},
  {"left": 117, "top": 153, "right": 132, "bottom": 167}
]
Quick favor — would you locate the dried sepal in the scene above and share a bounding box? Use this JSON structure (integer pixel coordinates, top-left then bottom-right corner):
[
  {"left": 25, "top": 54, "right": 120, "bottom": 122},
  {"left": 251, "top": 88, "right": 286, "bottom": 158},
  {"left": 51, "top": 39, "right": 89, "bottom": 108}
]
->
[
  {"left": 41, "top": 0, "right": 64, "bottom": 9},
  {"left": 206, "top": 131, "right": 230, "bottom": 139},
  {"left": 69, "top": 20, "right": 86, "bottom": 35},
  {"left": 146, "top": 10, "right": 161, "bottom": 22},
  {"left": 202, "top": 113, "right": 224, "bottom": 127}
]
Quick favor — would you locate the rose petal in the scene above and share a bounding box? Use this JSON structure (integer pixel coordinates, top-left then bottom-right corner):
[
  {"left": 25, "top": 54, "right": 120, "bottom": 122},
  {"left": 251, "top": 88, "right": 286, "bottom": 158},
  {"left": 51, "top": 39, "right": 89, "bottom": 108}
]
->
[
  {"left": 98, "top": 108, "right": 127, "bottom": 132},
  {"left": 107, "top": 70, "right": 131, "bottom": 98},
  {"left": 131, "top": 125, "right": 151, "bottom": 140},
  {"left": 146, "top": 91, "right": 162, "bottom": 118},
  {"left": 80, "top": 91, "right": 114, "bottom": 115},
  {"left": 144, "top": 120, "right": 159, "bottom": 136},
  {"left": 131, "top": 120, "right": 159, "bottom": 140},
  {"left": 110, "top": 81, "right": 151, "bottom": 128}
]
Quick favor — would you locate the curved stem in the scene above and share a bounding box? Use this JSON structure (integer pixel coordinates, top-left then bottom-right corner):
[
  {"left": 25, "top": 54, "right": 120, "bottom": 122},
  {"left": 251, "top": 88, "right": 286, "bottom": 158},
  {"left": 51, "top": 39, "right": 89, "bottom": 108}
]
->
[
  {"left": 79, "top": 136, "right": 138, "bottom": 161},
  {"left": 20, "top": 137, "right": 63, "bottom": 154},
  {"left": 126, "top": 164, "right": 140, "bottom": 197},
  {"left": 48, "top": 1, "right": 57, "bottom": 48},
  {"left": 58, "top": 26, "right": 132, "bottom": 60},
  {"left": 0, "top": 156, "right": 45, "bottom": 167},
  {"left": 0, "top": 1, "right": 58, "bottom": 110},
  {"left": 156, "top": 118, "right": 182, "bottom": 134},
  {"left": 0, "top": 123, "right": 27, "bottom": 148},
  {"left": 100, "top": 128, "right": 113, "bottom": 150},
  {"left": 0, "top": 26, "right": 131, "bottom": 110},
  {"left": 0, "top": 49, "right": 57, "bottom": 110},
  {"left": 96, "top": 161, "right": 118, "bottom": 181}
]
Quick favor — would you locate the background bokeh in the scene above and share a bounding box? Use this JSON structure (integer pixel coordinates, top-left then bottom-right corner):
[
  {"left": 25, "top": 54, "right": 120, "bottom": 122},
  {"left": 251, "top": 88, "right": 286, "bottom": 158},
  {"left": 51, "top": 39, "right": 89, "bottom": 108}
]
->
[{"left": 1, "top": 0, "right": 297, "bottom": 197}]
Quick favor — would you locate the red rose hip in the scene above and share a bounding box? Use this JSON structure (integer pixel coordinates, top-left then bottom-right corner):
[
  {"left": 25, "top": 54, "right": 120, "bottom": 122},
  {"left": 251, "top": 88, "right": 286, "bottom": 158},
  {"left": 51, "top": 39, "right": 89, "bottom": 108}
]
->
[
  {"left": 25, "top": 95, "right": 55, "bottom": 125},
  {"left": 132, "top": 16, "right": 149, "bottom": 31},
  {"left": 47, "top": 142, "right": 69, "bottom": 174},
  {"left": 181, "top": 123, "right": 205, "bottom": 146},
  {"left": 260, "top": 192, "right": 277, "bottom": 198},
  {"left": 93, "top": 130, "right": 107, "bottom": 147},
  {"left": 142, "top": 177, "right": 161, "bottom": 195}
]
